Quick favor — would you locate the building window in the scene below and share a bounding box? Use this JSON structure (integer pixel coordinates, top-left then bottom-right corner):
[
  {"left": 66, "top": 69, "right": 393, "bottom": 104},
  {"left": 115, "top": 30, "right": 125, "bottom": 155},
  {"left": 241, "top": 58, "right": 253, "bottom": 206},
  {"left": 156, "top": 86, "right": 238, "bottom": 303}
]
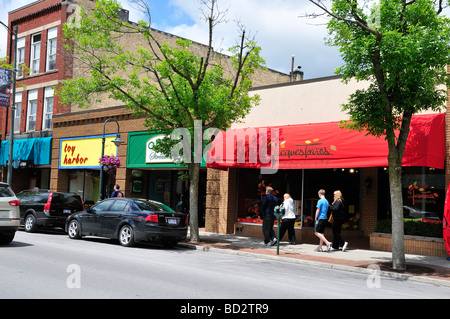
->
[
  {"left": 43, "top": 87, "right": 53, "bottom": 130},
  {"left": 30, "top": 33, "right": 41, "bottom": 75},
  {"left": 26, "top": 89, "right": 38, "bottom": 132},
  {"left": 46, "top": 27, "right": 57, "bottom": 71},
  {"left": 16, "top": 37, "right": 25, "bottom": 78},
  {"left": 14, "top": 92, "right": 21, "bottom": 133}
]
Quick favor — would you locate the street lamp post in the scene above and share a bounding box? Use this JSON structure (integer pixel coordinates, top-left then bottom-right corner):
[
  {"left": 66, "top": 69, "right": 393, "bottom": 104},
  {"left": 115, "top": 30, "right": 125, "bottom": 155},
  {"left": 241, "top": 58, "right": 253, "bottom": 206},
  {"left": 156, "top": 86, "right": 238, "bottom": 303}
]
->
[
  {"left": 0, "top": 21, "right": 18, "bottom": 186},
  {"left": 98, "top": 118, "right": 124, "bottom": 201}
]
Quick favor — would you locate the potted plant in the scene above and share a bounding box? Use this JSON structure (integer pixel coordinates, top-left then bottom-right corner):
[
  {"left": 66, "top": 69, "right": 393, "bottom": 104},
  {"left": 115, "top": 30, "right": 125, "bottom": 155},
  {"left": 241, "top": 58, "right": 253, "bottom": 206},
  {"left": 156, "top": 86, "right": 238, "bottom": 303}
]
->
[{"left": 99, "top": 155, "right": 121, "bottom": 173}]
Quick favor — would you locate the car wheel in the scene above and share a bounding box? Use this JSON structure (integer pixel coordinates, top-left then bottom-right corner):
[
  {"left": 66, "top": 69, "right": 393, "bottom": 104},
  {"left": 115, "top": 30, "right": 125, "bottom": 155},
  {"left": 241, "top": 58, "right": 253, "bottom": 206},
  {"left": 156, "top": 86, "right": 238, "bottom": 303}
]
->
[
  {"left": 119, "top": 225, "right": 135, "bottom": 247},
  {"left": 68, "top": 220, "right": 81, "bottom": 239},
  {"left": 0, "top": 231, "right": 15, "bottom": 244},
  {"left": 24, "top": 214, "right": 38, "bottom": 233}
]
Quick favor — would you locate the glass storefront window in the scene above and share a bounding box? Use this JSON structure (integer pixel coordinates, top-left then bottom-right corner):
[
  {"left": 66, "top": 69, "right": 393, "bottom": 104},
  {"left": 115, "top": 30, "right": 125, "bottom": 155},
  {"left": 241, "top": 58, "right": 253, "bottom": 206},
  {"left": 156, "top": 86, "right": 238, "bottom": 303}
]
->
[
  {"left": 402, "top": 167, "right": 444, "bottom": 220},
  {"left": 236, "top": 168, "right": 361, "bottom": 229}
]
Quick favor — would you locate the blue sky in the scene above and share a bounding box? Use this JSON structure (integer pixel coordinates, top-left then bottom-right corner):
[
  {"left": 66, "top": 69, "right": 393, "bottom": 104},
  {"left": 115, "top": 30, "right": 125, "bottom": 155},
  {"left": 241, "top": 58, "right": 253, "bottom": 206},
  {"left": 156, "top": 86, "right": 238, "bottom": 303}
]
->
[{"left": 0, "top": 0, "right": 343, "bottom": 79}]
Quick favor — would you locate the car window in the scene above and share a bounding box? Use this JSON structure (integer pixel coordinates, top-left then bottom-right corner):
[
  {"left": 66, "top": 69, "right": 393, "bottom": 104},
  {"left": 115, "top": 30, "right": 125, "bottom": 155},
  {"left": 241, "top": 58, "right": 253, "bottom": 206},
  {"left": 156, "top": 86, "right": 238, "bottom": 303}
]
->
[
  {"left": 133, "top": 200, "right": 175, "bottom": 213},
  {"left": 37, "top": 193, "right": 50, "bottom": 203},
  {"left": 0, "top": 185, "right": 15, "bottom": 197},
  {"left": 110, "top": 200, "right": 130, "bottom": 212},
  {"left": 91, "top": 200, "right": 113, "bottom": 212},
  {"left": 16, "top": 191, "right": 34, "bottom": 201}
]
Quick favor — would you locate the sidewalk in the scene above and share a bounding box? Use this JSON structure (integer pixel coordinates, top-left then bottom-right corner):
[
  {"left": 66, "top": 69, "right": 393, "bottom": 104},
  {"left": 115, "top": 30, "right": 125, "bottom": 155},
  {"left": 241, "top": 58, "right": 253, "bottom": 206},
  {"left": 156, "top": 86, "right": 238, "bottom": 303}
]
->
[{"left": 179, "top": 230, "right": 450, "bottom": 288}]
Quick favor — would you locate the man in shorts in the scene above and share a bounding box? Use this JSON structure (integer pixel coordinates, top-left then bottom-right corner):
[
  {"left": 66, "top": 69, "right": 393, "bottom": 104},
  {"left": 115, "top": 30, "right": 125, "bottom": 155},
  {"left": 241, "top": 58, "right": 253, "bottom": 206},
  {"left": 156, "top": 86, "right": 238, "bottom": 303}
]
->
[{"left": 314, "top": 189, "right": 331, "bottom": 252}]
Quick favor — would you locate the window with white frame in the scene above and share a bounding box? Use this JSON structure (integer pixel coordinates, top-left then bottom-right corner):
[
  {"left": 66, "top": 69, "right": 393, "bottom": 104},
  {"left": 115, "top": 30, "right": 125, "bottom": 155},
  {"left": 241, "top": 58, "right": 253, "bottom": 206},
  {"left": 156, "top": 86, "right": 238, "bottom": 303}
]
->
[
  {"left": 30, "top": 33, "right": 41, "bottom": 75},
  {"left": 26, "top": 90, "right": 38, "bottom": 132},
  {"left": 16, "top": 37, "right": 25, "bottom": 78},
  {"left": 46, "top": 27, "right": 57, "bottom": 71},
  {"left": 43, "top": 87, "right": 53, "bottom": 130},
  {"left": 14, "top": 92, "right": 21, "bottom": 133}
]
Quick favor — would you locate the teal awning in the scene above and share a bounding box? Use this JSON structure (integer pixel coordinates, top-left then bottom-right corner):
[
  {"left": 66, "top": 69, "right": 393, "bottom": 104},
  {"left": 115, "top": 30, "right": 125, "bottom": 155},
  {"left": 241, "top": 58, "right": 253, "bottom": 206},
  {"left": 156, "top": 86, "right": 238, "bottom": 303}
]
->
[{"left": 0, "top": 137, "right": 52, "bottom": 166}]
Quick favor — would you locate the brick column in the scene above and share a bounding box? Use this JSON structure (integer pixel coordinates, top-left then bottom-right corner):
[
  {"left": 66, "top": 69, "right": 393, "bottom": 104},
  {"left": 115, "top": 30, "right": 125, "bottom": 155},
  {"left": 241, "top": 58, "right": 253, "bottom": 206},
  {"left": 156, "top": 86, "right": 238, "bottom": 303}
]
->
[
  {"left": 360, "top": 167, "right": 378, "bottom": 236},
  {"left": 205, "top": 168, "right": 236, "bottom": 234}
]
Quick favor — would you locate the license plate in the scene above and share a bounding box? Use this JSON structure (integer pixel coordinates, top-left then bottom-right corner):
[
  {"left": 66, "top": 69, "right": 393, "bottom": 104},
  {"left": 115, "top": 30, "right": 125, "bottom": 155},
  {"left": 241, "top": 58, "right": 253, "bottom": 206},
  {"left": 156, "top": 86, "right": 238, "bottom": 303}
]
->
[
  {"left": 166, "top": 217, "right": 178, "bottom": 225},
  {"left": 63, "top": 209, "right": 71, "bottom": 214}
]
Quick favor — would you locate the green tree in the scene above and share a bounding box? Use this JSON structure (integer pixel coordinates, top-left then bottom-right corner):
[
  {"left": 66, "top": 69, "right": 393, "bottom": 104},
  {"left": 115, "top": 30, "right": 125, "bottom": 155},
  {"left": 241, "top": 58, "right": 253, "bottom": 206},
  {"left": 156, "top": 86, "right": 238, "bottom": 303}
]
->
[
  {"left": 57, "top": 0, "right": 264, "bottom": 242},
  {"left": 309, "top": 0, "right": 450, "bottom": 269}
]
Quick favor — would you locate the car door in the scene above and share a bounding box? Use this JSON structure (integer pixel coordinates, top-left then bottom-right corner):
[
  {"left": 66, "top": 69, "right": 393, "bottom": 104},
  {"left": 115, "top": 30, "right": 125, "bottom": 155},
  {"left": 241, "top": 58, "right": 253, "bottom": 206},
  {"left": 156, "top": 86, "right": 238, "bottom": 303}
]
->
[
  {"left": 81, "top": 200, "right": 113, "bottom": 235},
  {"left": 16, "top": 191, "right": 37, "bottom": 222},
  {"left": 101, "top": 199, "right": 130, "bottom": 237}
]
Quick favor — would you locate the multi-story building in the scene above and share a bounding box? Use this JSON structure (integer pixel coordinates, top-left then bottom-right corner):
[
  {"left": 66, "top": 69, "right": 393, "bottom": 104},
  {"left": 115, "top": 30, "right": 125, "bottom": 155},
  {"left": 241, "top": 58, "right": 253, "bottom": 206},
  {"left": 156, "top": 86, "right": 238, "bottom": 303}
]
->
[
  {"left": 0, "top": 0, "right": 290, "bottom": 227},
  {"left": 0, "top": 0, "right": 72, "bottom": 190}
]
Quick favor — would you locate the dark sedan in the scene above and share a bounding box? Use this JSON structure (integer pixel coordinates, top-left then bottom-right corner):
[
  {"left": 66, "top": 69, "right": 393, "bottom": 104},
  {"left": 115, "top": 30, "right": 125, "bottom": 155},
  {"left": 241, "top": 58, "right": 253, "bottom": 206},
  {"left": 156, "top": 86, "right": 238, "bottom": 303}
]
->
[{"left": 65, "top": 198, "right": 187, "bottom": 247}]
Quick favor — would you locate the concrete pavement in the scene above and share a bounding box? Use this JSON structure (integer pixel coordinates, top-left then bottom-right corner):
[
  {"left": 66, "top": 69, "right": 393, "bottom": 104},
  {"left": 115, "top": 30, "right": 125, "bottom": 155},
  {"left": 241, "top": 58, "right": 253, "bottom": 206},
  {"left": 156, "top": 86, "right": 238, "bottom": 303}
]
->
[{"left": 180, "top": 231, "right": 450, "bottom": 288}]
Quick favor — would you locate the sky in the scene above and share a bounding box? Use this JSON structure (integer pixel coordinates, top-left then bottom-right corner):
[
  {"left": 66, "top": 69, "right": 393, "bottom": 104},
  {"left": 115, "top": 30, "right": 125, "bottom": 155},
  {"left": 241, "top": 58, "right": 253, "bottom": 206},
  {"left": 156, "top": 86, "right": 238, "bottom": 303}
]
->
[{"left": 0, "top": 0, "right": 343, "bottom": 79}]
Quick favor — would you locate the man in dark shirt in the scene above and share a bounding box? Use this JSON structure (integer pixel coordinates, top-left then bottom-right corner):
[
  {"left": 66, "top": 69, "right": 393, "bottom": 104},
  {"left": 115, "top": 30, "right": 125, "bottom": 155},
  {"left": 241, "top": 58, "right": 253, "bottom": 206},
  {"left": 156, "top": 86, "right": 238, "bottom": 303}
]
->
[
  {"left": 259, "top": 186, "right": 278, "bottom": 246},
  {"left": 111, "top": 184, "right": 124, "bottom": 198}
]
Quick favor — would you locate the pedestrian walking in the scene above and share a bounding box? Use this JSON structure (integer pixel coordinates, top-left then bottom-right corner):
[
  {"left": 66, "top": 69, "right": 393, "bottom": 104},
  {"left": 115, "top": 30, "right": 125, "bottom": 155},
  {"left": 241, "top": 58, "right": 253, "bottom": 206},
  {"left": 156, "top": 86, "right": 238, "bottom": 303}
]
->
[
  {"left": 259, "top": 186, "right": 278, "bottom": 246},
  {"left": 314, "top": 189, "right": 331, "bottom": 252},
  {"left": 278, "top": 193, "right": 296, "bottom": 245},
  {"left": 111, "top": 184, "right": 124, "bottom": 198},
  {"left": 329, "top": 190, "right": 348, "bottom": 251}
]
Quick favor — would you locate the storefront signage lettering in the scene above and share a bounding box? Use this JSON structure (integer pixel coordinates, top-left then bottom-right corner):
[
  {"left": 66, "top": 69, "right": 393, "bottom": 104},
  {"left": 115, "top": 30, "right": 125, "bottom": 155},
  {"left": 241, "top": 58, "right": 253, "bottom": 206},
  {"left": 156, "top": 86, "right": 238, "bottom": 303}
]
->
[
  {"left": 146, "top": 135, "right": 174, "bottom": 163},
  {"left": 63, "top": 144, "right": 88, "bottom": 165},
  {"left": 279, "top": 143, "right": 334, "bottom": 159},
  {"left": 59, "top": 135, "right": 118, "bottom": 169}
]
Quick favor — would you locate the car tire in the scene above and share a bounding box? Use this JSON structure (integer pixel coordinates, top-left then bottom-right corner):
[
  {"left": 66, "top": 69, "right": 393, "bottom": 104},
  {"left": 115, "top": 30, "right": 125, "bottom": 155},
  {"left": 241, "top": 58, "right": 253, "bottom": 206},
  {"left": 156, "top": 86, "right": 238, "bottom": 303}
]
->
[
  {"left": 68, "top": 220, "right": 82, "bottom": 239},
  {"left": 0, "top": 231, "right": 15, "bottom": 244},
  {"left": 119, "top": 225, "right": 135, "bottom": 247},
  {"left": 24, "top": 214, "right": 38, "bottom": 233}
]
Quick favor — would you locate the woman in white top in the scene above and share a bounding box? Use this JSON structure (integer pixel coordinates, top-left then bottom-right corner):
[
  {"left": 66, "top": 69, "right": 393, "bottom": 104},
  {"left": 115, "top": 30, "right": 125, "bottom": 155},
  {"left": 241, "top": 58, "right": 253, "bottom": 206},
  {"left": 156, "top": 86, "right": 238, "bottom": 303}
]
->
[{"left": 278, "top": 193, "right": 296, "bottom": 244}]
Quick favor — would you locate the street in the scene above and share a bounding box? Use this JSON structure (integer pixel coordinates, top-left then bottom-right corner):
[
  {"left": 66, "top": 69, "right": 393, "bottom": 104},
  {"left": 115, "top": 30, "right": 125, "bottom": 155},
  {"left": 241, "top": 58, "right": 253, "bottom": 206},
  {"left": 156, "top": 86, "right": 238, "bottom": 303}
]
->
[{"left": 1, "top": 230, "right": 449, "bottom": 301}]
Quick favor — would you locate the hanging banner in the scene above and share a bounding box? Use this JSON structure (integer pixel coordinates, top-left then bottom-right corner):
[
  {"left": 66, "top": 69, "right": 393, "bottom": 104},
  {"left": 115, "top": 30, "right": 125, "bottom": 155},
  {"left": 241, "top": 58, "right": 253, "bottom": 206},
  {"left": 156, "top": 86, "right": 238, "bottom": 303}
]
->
[{"left": 0, "top": 67, "right": 12, "bottom": 107}]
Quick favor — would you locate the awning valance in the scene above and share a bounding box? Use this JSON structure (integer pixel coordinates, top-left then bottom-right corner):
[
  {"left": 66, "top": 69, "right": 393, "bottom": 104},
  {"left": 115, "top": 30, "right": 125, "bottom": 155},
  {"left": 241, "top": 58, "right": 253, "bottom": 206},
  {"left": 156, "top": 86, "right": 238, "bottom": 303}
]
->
[
  {"left": 206, "top": 113, "right": 444, "bottom": 170},
  {"left": 0, "top": 137, "right": 52, "bottom": 166}
]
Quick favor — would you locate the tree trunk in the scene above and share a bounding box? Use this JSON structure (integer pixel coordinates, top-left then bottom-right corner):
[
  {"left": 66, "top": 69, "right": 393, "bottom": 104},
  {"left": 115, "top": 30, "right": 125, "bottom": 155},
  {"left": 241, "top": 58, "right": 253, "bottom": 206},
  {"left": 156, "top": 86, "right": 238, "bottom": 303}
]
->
[
  {"left": 388, "top": 152, "right": 406, "bottom": 270},
  {"left": 188, "top": 163, "right": 200, "bottom": 243}
]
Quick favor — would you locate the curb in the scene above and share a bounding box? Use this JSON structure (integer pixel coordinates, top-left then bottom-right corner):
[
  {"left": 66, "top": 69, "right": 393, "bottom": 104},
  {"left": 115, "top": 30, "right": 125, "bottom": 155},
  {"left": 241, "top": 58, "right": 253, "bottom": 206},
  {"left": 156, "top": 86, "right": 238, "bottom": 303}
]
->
[{"left": 178, "top": 242, "right": 450, "bottom": 288}]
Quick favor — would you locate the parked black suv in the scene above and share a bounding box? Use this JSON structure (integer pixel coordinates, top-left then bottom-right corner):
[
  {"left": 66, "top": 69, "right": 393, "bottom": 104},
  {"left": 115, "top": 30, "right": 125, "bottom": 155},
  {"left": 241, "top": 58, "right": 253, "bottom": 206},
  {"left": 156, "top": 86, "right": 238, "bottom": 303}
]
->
[{"left": 17, "top": 190, "right": 85, "bottom": 232}]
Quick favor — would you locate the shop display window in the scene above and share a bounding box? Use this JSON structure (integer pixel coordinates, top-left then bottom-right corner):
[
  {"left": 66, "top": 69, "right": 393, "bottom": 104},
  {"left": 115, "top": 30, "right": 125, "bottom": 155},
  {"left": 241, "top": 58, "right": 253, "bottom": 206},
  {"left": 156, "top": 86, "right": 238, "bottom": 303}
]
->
[{"left": 235, "top": 168, "right": 361, "bottom": 229}]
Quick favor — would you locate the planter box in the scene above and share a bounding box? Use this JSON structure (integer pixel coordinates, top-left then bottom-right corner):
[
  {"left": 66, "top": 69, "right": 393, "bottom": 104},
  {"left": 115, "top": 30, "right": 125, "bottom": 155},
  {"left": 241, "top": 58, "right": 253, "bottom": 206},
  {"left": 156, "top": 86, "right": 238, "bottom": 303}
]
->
[{"left": 370, "top": 232, "right": 448, "bottom": 257}]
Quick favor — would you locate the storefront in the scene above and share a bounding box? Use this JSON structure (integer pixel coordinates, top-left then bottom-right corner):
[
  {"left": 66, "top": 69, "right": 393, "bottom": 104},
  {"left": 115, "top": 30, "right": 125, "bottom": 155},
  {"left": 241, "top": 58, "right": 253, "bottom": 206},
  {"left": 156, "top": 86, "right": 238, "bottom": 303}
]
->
[
  {"left": 59, "top": 134, "right": 120, "bottom": 205},
  {"left": 205, "top": 113, "right": 445, "bottom": 240},
  {"left": 127, "top": 131, "right": 207, "bottom": 226},
  {"left": 0, "top": 137, "right": 53, "bottom": 191}
]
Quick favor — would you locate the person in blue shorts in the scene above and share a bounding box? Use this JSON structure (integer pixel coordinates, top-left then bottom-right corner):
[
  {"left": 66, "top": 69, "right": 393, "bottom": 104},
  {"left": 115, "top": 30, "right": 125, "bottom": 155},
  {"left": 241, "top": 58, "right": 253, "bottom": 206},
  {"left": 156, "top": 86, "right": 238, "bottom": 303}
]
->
[{"left": 314, "top": 189, "right": 331, "bottom": 252}]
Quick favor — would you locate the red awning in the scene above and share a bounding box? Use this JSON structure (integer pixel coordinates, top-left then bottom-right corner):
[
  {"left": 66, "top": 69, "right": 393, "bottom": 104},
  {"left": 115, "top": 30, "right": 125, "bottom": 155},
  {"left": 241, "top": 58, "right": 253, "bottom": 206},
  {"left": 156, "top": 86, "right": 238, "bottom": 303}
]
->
[{"left": 206, "top": 113, "right": 445, "bottom": 170}]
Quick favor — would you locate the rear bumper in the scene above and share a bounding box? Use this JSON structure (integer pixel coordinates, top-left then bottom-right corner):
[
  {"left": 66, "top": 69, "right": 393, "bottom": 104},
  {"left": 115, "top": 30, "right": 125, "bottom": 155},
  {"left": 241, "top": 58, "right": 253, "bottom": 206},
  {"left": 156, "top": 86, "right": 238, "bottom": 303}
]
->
[
  {"left": 135, "top": 226, "right": 187, "bottom": 243},
  {"left": 0, "top": 225, "right": 19, "bottom": 232}
]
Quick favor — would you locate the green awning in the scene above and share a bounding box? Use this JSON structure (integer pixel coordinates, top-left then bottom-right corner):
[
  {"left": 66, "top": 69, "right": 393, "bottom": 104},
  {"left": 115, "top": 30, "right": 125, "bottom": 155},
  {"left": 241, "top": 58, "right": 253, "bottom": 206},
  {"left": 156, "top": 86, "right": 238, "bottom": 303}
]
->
[
  {"left": 127, "top": 131, "right": 205, "bottom": 169},
  {"left": 0, "top": 137, "right": 52, "bottom": 166}
]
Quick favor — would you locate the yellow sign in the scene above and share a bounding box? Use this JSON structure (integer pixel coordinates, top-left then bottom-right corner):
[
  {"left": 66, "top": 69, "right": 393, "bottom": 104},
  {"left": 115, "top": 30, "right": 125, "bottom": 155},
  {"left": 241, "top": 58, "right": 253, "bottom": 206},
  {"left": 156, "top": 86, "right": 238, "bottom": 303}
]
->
[{"left": 59, "top": 135, "right": 118, "bottom": 169}]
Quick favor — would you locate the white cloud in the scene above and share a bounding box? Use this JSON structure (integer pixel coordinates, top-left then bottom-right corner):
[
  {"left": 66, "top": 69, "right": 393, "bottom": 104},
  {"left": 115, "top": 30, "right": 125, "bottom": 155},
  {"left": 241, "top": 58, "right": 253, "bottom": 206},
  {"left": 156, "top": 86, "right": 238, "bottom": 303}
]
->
[
  {"left": 158, "top": 0, "right": 342, "bottom": 78},
  {"left": 0, "top": 0, "right": 342, "bottom": 79}
]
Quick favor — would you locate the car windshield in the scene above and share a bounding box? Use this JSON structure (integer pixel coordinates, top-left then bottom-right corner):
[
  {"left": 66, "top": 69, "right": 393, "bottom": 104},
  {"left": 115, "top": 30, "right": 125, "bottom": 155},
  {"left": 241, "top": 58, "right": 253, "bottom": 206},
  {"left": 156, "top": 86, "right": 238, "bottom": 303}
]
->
[{"left": 134, "top": 200, "right": 175, "bottom": 213}]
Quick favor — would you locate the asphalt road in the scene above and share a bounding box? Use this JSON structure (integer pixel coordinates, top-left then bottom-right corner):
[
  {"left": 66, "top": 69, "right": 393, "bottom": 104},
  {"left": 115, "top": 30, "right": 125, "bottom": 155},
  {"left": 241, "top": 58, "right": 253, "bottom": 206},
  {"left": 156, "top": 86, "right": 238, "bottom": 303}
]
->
[{"left": 1, "top": 230, "right": 449, "bottom": 301}]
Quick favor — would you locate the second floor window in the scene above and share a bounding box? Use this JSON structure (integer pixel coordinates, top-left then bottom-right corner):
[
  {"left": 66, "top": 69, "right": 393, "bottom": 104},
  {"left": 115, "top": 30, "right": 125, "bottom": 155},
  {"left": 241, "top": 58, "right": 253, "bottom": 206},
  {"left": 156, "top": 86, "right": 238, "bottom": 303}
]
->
[
  {"left": 30, "top": 33, "right": 41, "bottom": 75},
  {"left": 43, "top": 87, "right": 53, "bottom": 130},
  {"left": 27, "top": 89, "right": 38, "bottom": 132},
  {"left": 46, "top": 27, "right": 57, "bottom": 71}
]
